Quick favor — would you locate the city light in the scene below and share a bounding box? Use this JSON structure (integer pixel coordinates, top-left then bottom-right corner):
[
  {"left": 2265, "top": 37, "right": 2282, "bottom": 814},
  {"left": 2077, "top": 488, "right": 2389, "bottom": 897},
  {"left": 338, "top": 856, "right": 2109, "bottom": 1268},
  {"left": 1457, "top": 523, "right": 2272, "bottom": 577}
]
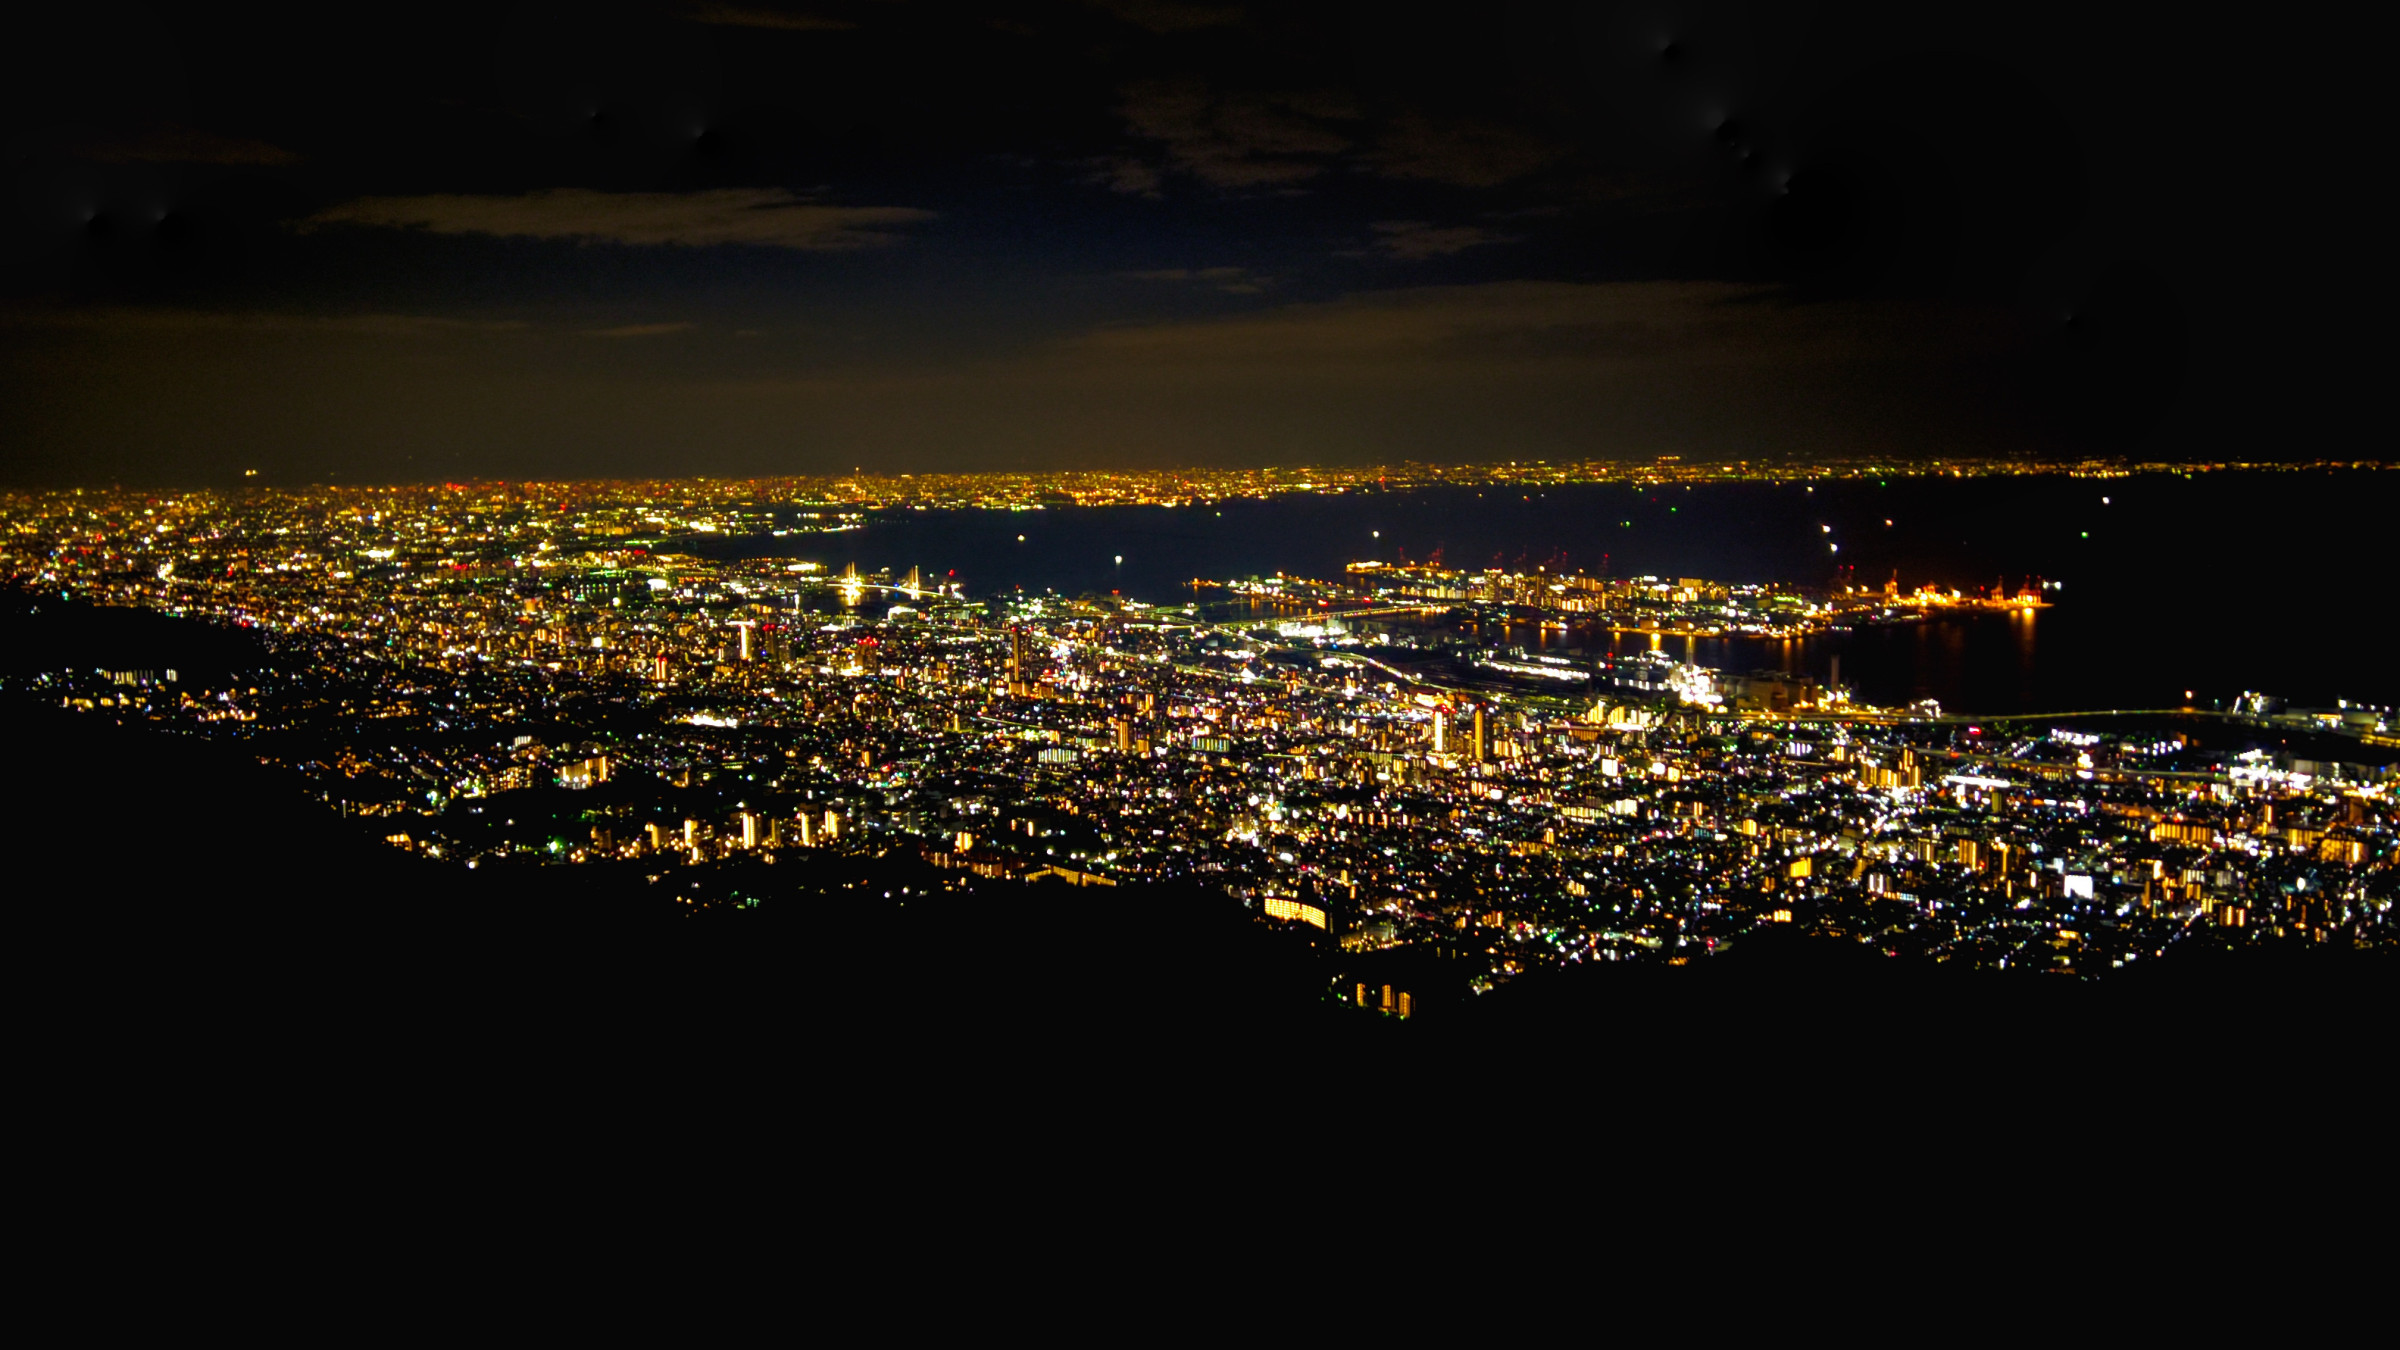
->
[{"left": 2, "top": 456, "right": 2388, "bottom": 974}]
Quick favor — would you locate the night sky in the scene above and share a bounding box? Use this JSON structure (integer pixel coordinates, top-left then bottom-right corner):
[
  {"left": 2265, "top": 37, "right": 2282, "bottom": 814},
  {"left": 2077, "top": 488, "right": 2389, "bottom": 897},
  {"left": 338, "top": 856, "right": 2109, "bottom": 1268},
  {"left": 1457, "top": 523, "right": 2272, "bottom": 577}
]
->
[{"left": 0, "top": 3, "right": 2362, "bottom": 486}]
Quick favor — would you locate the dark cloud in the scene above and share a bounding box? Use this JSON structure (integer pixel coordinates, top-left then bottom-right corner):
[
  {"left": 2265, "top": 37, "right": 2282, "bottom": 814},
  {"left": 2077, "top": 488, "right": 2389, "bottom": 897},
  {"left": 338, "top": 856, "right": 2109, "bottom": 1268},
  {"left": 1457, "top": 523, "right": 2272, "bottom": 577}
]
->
[
  {"left": 297, "top": 190, "right": 934, "bottom": 250},
  {"left": 1082, "top": 1, "right": 1246, "bottom": 34},
  {"left": 1362, "top": 113, "right": 1558, "bottom": 188},
  {"left": 29, "top": 122, "right": 300, "bottom": 167},
  {"left": 588, "top": 321, "right": 698, "bottom": 338},
  {"left": 676, "top": 3, "right": 859, "bottom": 31},
  {"left": 1121, "top": 265, "right": 1268, "bottom": 293},
  {"left": 1367, "top": 221, "right": 1518, "bottom": 261},
  {"left": 1085, "top": 155, "right": 1165, "bottom": 197},
  {"left": 1069, "top": 281, "right": 1804, "bottom": 363},
  {"left": 1116, "top": 78, "right": 1356, "bottom": 188},
  {"left": 1122, "top": 266, "right": 1242, "bottom": 281},
  {"left": 3, "top": 309, "right": 530, "bottom": 338}
]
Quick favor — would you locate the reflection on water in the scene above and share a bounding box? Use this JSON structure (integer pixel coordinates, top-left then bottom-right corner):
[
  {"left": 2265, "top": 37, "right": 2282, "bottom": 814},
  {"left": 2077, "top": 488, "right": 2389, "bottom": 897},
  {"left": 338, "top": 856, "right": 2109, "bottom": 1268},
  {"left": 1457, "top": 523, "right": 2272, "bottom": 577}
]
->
[
  {"left": 1473, "top": 611, "right": 2050, "bottom": 712},
  {"left": 682, "top": 473, "right": 2397, "bottom": 712},
  {"left": 974, "top": 588, "right": 2182, "bottom": 716},
  {"left": 1239, "top": 598, "right": 2061, "bottom": 714}
]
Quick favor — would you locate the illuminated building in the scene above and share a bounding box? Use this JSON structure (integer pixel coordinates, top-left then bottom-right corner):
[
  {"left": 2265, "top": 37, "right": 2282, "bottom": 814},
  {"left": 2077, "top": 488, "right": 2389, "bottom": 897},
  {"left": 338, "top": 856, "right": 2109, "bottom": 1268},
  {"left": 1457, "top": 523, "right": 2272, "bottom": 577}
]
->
[
  {"left": 558, "top": 756, "right": 610, "bottom": 789},
  {"left": 1007, "top": 624, "right": 1030, "bottom": 697},
  {"left": 1263, "top": 895, "right": 1327, "bottom": 929}
]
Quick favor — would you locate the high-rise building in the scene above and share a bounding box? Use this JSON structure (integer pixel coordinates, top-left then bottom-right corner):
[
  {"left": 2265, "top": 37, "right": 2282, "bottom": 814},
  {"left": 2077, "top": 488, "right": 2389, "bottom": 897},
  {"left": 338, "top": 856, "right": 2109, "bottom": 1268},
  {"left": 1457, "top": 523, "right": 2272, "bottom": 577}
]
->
[
  {"left": 1354, "top": 983, "right": 1414, "bottom": 1019},
  {"left": 727, "top": 620, "right": 756, "bottom": 662},
  {"left": 1471, "top": 706, "right": 1489, "bottom": 764},
  {"left": 1432, "top": 710, "right": 1450, "bottom": 755}
]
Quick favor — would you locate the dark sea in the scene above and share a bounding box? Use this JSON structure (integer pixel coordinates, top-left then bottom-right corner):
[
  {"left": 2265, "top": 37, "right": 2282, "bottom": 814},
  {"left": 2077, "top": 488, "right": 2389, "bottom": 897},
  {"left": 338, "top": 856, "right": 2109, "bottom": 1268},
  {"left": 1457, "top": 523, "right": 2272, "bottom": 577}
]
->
[{"left": 694, "top": 468, "right": 2396, "bottom": 715}]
